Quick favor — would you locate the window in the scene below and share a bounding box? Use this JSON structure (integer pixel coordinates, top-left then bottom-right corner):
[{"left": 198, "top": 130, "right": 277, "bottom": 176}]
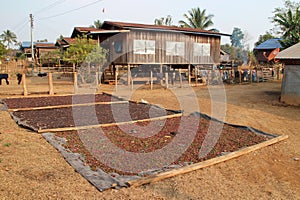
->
[
  {"left": 194, "top": 43, "right": 211, "bottom": 56},
  {"left": 133, "top": 40, "right": 155, "bottom": 54},
  {"left": 114, "top": 40, "right": 123, "bottom": 53},
  {"left": 166, "top": 41, "right": 185, "bottom": 56}
]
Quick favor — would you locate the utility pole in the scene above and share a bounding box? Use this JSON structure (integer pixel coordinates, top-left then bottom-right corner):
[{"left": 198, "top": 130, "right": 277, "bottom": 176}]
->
[{"left": 30, "top": 14, "right": 35, "bottom": 74}]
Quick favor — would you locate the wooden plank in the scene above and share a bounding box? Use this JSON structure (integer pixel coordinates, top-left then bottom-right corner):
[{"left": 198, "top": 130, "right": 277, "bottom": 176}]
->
[
  {"left": 127, "top": 134, "right": 288, "bottom": 187},
  {"left": 8, "top": 101, "right": 129, "bottom": 112},
  {"left": 37, "top": 113, "right": 183, "bottom": 133}
]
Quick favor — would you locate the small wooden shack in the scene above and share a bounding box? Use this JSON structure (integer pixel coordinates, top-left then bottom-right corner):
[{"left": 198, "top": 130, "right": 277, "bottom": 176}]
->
[
  {"left": 276, "top": 42, "right": 300, "bottom": 105},
  {"left": 254, "top": 38, "right": 282, "bottom": 63}
]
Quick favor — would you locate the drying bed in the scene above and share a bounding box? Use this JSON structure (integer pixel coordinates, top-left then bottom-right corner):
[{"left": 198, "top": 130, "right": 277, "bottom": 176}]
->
[
  {"left": 2, "top": 93, "right": 123, "bottom": 109},
  {"left": 10, "top": 102, "right": 179, "bottom": 132},
  {"left": 2, "top": 94, "right": 286, "bottom": 191},
  {"left": 41, "top": 113, "right": 284, "bottom": 191}
]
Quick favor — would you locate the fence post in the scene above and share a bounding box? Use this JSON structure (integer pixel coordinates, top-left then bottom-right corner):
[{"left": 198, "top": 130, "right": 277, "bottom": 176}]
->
[
  {"left": 48, "top": 72, "right": 54, "bottom": 95},
  {"left": 22, "top": 73, "right": 28, "bottom": 96},
  {"left": 73, "top": 72, "right": 78, "bottom": 94}
]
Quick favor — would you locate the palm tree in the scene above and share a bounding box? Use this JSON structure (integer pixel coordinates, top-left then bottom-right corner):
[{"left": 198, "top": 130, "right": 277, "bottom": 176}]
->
[
  {"left": 273, "top": 6, "right": 300, "bottom": 48},
  {"left": 179, "top": 7, "right": 214, "bottom": 30},
  {"left": 0, "top": 30, "right": 17, "bottom": 49},
  {"left": 90, "top": 20, "right": 102, "bottom": 29},
  {"left": 154, "top": 15, "right": 173, "bottom": 26}
]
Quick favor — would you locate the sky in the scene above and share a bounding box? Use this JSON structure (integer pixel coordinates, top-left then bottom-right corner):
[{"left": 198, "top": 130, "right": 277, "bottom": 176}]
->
[{"left": 0, "top": 0, "right": 285, "bottom": 50}]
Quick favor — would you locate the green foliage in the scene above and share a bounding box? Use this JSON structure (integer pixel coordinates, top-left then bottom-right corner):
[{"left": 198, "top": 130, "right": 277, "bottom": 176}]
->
[
  {"left": 63, "top": 36, "right": 96, "bottom": 68},
  {"left": 272, "top": 0, "right": 300, "bottom": 48},
  {"left": 179, "top": 7, "right": 215, "bottom": 30},
  {"left": 3, "top": 143, "right": 11, "bottom": 147},
  {"left": 154, "top": 15, "right": 173, "bottom": 26},
  {"left": 40, "top": 49, "right": 61, "bottom": 66},
  {"left": 255, "top": 32, "right": 276, "bottom": 47},
  {"left": 90, "top": 20, "right": 102, "bottom": 29},
  {"left": 37, "top": 39, "right": 48, "bottom": 42},
  {"left": 0, "top": 30, "right": 18, "bottom": 49},
  {"left": 221, "top": 44, "right": 243, "bottom": 62},
  {"left": 16, "top": 51, "right": 26, "bottom": 60},
  {"left": 0, "top": 41, "right": 8, "bottom": 59},
  {"left": 85, "top": 45, "right": 108, "bottom": 67},
  {"left": 63, "top": 36, "right": 107, "bottom": 71},
  {"left": 230, "top": 27, "right": 244, "bottom": 48}
]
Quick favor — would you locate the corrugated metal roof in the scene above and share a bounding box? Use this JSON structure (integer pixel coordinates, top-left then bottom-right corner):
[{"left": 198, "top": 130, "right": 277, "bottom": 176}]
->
[
  {"left": 35, "top": 42, "right": 56, "bottom": 48},
  {"left": 74, "top": 27, "right": 99, "bottom": 32},
  {"left": 102, "top": 21, "right": 231, "bottom": 37},
  {"left": 254, "top": 38, "right": 282, "bottom": 50},
  {"left": 21, "top": 41, "right": 31, "bottom": 48},
  {"left": 276, "top": 42, "right": 300, "bottom": 59}
]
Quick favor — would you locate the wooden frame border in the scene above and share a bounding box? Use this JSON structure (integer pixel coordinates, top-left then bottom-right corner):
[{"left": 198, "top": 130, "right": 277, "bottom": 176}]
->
[
  {"left": 8, "top": 101, "right": 129, "bottom": 112},
  {"left": 126, "top": 134, "right": 288, "bottom": 187},
  {"left": 38, "top": 113, "right": 183, "bottom": 133}
]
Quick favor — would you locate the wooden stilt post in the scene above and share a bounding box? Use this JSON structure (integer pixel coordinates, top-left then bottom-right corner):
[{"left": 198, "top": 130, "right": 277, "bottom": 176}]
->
[
  {"left": 195, "top": 66, "right": 198, "bottom": 86},
  {"left": 22, "top": 73, "right": 28, "bottom": 96},
  {"left": 48, "top": 72, "right": 54, "bottom": 95},
  {"left": 250, "top": 68, "right": 253, "bottom": 84},
  {"left": 188, "top": 64, "right": 191, "bottom": 85},
  {"left": 165, "top": 72, "right": 169, "bottom": 89},
  {"left": 127, "top": 65, "right": 131, "bottom": 86},
  {"left": 160, "top": 64, "right": 163, "bottom": 85},
  {"left": 150, "top": 71, "right": 153, "bottom": 90},
  {"left": 179, "top": 69, "right": 183, "bottom": 88},
  {"left": 115, "top": 66, "right": 118, "bottom": 92},
  {"left": 73, "top": 72, "right": 78, "bottom": 94}
]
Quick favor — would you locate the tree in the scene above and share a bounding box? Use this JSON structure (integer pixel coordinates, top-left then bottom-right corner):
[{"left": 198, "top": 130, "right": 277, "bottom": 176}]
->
[
  {"left": 272, "top": 0, "right": 300, "bottom": 48},
  {"left": 0, "top": 30, "right": 17, "bottom": 49},
  {"left": 40, "top": 49, "right": 61, "bottom": 68},
  {"left": 255, "top": 31, "right": 276, "bottom": 47},
  {"left": 90, "top": 20, "right": 102, "bottom": 29},
  {"left": 37, "top": 39, "right": 48, "bottom": 42},
  {"left": 221, "top": 44, "right": 243, "bottom": 63},
  {"left": 154, "top": 15, "right": 173, "bottom": 26},
  {"left": 63, "top": 36, "right": 107, "bottom": 72},
  {"left": 0, "top": 41, "right": 8, "bottom": 60},
  {"left": 179, "top": 7, "right": 215, "bottom": 30},
  {"left": 230, "top": 27, "right": 244, "bottom": 48}
]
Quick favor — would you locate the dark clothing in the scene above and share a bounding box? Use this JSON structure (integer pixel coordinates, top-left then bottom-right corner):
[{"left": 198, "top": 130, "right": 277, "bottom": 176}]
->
[
  {"left": 17, "top": 73, "right": 22, "bottom": 85},
  {"left": 0, "top": 73, "right": 9, "bottom": 85}
]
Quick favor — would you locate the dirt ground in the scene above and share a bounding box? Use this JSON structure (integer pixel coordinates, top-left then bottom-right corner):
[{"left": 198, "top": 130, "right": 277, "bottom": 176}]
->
[{"left": 0, "top": 79, "right": 299, "bottom": 199}]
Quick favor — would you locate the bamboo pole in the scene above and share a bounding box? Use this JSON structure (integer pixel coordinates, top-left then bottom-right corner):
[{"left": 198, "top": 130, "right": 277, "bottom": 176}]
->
[
  {"left": 127, "top": 134, "right": 288, "bottom": 187},
  {"left": 22, "top": 73, "right": 28, "bottom": 96}
]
